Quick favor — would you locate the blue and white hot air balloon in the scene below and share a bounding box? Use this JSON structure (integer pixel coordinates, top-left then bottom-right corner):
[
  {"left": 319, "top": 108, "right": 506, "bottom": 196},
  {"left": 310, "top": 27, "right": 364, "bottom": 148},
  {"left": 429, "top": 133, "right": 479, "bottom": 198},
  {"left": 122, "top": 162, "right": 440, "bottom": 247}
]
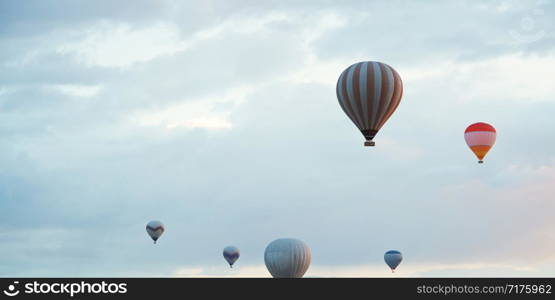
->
[
  {"left": 223, "top": 246, "right": 240, "bottom": 268},
  {"left": 146, "top": 220, "right": 165, "bottom": 244},
  {"left": 264, "top": 238, "right": 311, "bottom": 278},
  {"left": 384, "top": 250, "right": 403, "bottom": 273}
]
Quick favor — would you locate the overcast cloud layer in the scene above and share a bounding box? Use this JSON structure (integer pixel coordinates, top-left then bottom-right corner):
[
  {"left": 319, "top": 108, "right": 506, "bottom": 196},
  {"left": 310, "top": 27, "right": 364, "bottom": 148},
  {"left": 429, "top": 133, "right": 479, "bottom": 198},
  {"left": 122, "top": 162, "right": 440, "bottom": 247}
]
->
[{"left": 1, "top": 0, "right": 554, "bottom": 277}]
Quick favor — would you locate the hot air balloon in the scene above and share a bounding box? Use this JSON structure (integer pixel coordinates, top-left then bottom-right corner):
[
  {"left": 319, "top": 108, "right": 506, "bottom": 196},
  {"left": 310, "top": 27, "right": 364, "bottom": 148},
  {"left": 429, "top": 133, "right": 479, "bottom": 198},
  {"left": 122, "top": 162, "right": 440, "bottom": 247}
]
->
[
  {"left": 264, "top": 238, "right": 311, "bottom": 278},
  {"left": 384, "top": 250, "right": 403, "bottom": 273},
  {"left": 336, "top": 61, "right": 403, "bottom": 146},
  {"left": 464, "top": 122, "right": 496, "bottom": 163},
  {"left": 223, "top": 246, "right": 240, "bottom": 268},
  {"left": 146, "top": 220, "right": 165, "bottom": 244}
]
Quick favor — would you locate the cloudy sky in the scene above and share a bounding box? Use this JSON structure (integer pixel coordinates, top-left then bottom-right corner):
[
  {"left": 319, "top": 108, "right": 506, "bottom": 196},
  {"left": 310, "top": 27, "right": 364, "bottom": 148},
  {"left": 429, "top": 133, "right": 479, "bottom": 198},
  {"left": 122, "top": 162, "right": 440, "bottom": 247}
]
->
[{"left": 1, "top": 0, "right": 554, "bottom": 277}]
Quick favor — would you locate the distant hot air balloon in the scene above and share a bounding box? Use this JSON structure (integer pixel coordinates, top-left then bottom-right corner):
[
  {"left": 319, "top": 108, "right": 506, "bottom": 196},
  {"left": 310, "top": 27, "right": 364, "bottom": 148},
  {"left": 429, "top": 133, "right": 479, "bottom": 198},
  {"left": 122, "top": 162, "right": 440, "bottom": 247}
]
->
[
  {"left": 336, "top": 61, "right": 403, "bottom": 146},
  {"left": 264, "top": 238, "right": 311, "bottom": 278},
  {"left": 384, "top": 250, "right": 403, "bottom": 273},
  {"left": 223, "top": 246, "right": 240, "bottom": 268},
  {"left": 464, "top": 122, "right": 496, "bottom": 163},
  {"left": 146, "top": 220, "right": 165, "bottom": 244}
]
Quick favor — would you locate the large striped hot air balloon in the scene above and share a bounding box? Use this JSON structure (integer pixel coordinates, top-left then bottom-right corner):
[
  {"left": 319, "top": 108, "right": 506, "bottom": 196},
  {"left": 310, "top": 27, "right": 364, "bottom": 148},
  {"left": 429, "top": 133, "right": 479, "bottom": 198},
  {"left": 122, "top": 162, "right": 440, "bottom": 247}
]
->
[
  {"left": 464, "top": 122, "right": 496, "bottom": 163},
  {"left": 336, "top": 61, "right": 403, "bottom": 146}
]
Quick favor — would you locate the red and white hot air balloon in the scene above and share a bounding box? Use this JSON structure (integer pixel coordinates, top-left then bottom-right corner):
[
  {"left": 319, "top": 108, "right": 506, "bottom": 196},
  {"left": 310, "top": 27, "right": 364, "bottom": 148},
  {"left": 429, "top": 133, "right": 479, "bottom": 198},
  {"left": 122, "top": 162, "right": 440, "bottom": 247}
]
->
[{"left": 464, "top": 122, "right": 496, "bottom": 163}]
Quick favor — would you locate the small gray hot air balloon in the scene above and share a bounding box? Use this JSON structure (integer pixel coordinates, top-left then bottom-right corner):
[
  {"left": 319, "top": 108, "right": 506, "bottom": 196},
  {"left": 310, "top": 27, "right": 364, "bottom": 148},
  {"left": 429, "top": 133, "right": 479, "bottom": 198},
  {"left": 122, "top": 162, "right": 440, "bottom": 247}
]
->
[
  {"left": 223, "top": 246, "right": 240, "bottom": 268},
  {"left": 384, "top": 250, "right": 403, "bottom": 273},
  {"left": 264, "top": 238, "right": 311, "bottom": 278},
  {"left": 146, "top": 220, "right": 165, "bottom": 244}
]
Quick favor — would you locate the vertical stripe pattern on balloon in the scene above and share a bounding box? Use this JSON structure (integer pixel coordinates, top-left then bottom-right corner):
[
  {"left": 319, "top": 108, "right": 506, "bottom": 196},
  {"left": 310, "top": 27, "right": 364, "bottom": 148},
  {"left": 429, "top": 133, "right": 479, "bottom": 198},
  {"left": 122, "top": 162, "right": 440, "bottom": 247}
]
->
[{"left": 337, "top": 61, "right": 403, "bottom": 142}]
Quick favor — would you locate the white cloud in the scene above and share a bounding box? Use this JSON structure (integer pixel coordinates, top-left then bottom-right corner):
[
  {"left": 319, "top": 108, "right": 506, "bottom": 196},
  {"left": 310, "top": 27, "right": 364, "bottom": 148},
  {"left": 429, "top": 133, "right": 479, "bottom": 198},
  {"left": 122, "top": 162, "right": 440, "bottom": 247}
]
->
[
  {"left": 46, "top": 84, "right": 103, "bottom": 98},
  {"left": 54, "top": 11, "right": 346, "bottom": 70},
  {"left": 308, "top": 263, "right": 536, "bottom": 277},
  {"left": 372, "top": 137, "right": 425, "bottom": 161},
  {"left": 502, "top": 161, "right": 555, "bottom": 181},
  {"left": 3, "top": 49, "right": 41, "bottom": 68},
  {"left": 173, "top": 265, "right": 270, "bottom": 278},
  {"left": 402, "top": 52, "right": 555, "bottom": 103},
  {"left": 438, "top": 161, "right": 555, "bottom": 265},
  {"left": 196, "top": 11, "right": 292, "bottom": 37},
  {"left": 54, "top": 13, "right": 296, "bottom": 69},
  {"left": 128, "top": 85, "right": 253, "bottom": 130},
  {"left": 172, "top": 267, "right": 206, "bottom": 277},
  {"left": 0, "top": 227, "right": 82, "bottom": 255},
  {"left": 171, "top": 262, "right": 537, "bottom": 278},
  {"left": 284, "top": 59, "right": 347, "bottom": 85},
  {"left": 57, "top": 22, "right": 188, "bottom": 68},
  {"left": 166, "top": 117, "right": 232, "bottom": 130},
  {"left": 0, "top": 86, "right": 10, "bottom": 97}
]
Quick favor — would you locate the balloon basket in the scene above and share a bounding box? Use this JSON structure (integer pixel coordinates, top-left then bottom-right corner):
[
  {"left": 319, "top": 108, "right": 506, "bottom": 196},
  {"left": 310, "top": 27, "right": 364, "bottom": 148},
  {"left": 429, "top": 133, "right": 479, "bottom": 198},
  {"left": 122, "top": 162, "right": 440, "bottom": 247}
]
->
[
  {"left": 478, "top": 161, "right": 483, "bottom": 164},
  {"left": 364, "top": 141, "right": 375, "bottom": 147}
]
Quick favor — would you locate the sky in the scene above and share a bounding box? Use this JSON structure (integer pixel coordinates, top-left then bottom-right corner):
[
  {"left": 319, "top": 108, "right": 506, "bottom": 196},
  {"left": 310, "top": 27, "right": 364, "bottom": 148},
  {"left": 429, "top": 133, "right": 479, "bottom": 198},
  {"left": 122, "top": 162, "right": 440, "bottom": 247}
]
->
[{"left": 0, "top": 0, "right": 554, "bottom": 277}]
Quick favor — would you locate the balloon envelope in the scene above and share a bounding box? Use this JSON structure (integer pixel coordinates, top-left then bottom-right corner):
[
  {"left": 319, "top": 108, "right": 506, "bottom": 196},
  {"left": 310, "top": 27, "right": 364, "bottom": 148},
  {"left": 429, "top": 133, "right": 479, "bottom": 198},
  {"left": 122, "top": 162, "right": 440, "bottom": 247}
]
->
[
  {"left": 336, "top": 61, "right": 403, "bottom": 146},
  {"left": 146, "top": 220, "right": 165, "bottom": 244},
  {"left": 464, "top": 122, "right": 496, "bottom": 163},
  {"left": 384, "top": 250, "right": 403, "bottom": 272},
  {"left": 264, "top": 238, "right": 311, "bottom": 278},
  {"left": 223, "top": 246, "right": 240, "bottom": 268}
]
